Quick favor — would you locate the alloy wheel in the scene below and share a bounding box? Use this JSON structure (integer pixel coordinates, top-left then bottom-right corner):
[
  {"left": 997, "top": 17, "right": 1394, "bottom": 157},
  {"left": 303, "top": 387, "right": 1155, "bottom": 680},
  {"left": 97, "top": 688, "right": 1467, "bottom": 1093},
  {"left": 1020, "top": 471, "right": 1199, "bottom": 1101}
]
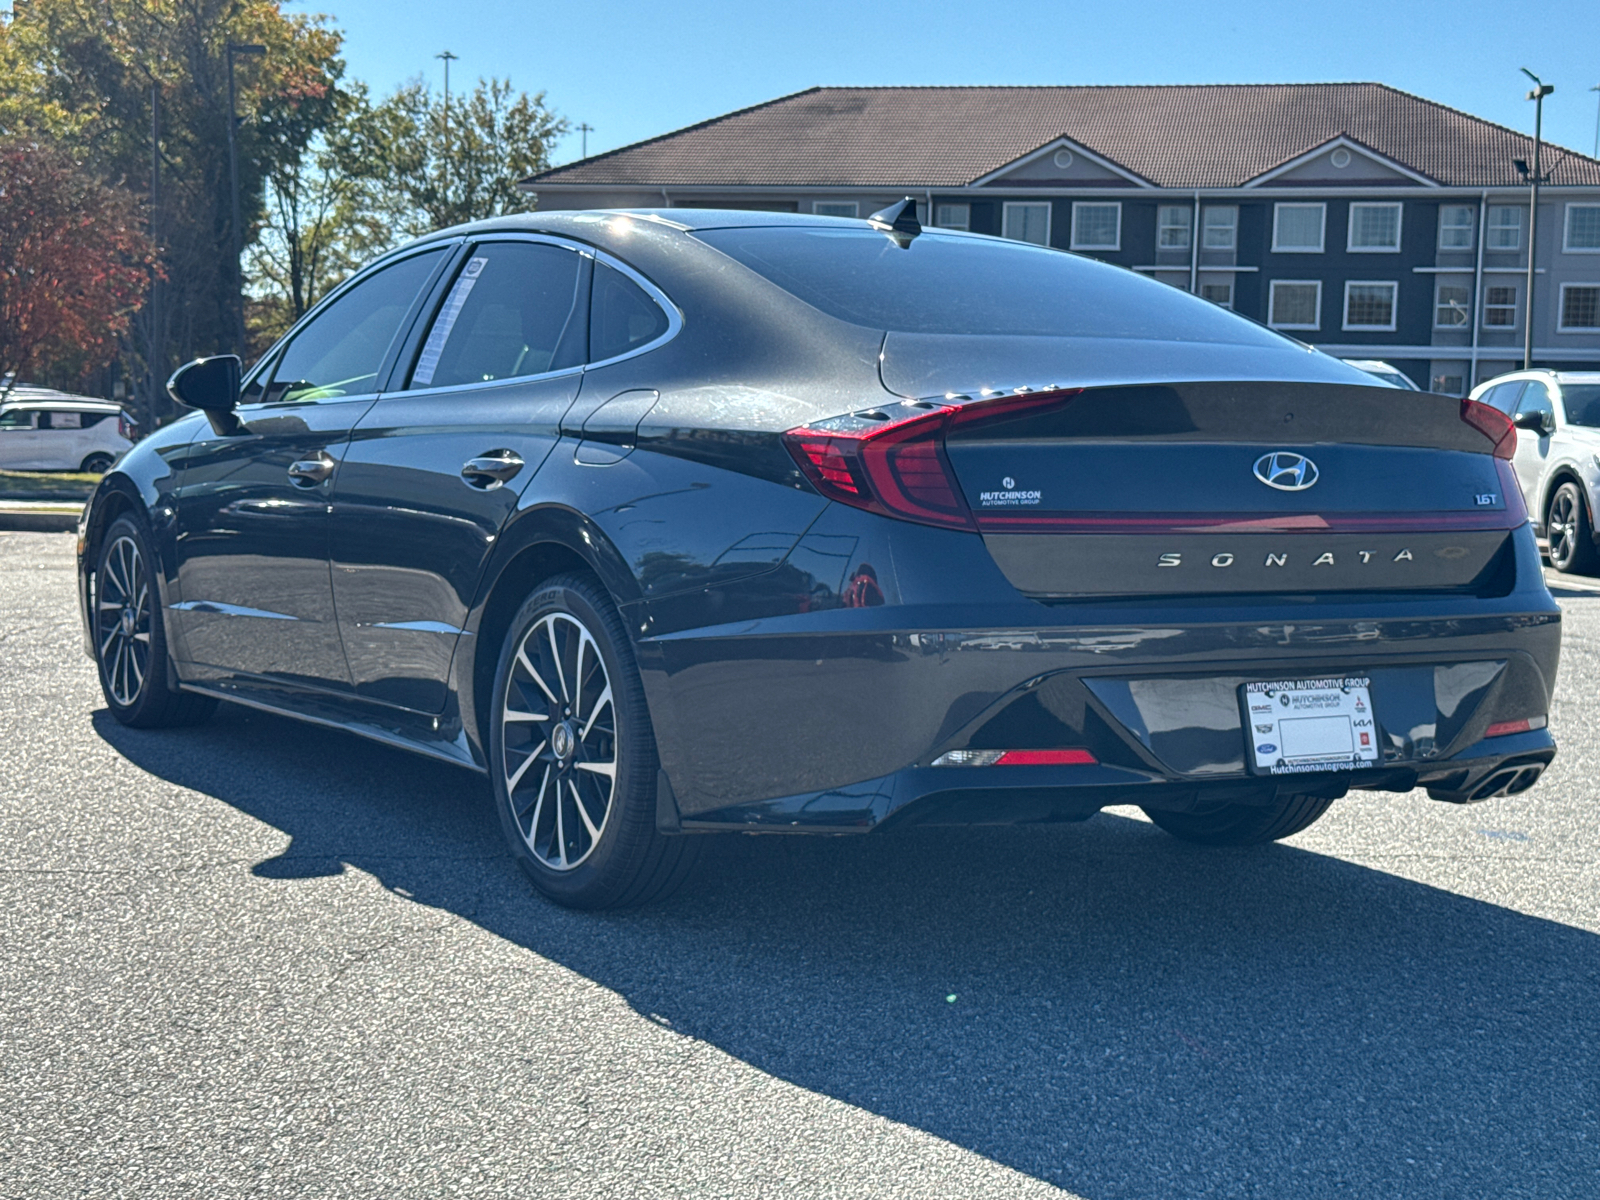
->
[
  {"left": 97, "top": 535, "right": 151, "bottom": 707},
  {"left": 500, "top": 611, "right": 617, "bottom": 871},
  {"left": 1549, "top": 490, "right": 1577, "bottom": 569}
]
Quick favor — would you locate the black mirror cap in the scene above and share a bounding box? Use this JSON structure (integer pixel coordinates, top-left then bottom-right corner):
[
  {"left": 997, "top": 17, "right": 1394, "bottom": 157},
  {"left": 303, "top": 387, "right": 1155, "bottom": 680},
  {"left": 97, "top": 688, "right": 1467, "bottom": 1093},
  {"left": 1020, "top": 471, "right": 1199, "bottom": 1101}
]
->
[
  {"left": 166, "top": 355, "right": 241, "bottom": 413},
  {"left": 1511, "top": 408, "right": 1553, "bottom": 434}
]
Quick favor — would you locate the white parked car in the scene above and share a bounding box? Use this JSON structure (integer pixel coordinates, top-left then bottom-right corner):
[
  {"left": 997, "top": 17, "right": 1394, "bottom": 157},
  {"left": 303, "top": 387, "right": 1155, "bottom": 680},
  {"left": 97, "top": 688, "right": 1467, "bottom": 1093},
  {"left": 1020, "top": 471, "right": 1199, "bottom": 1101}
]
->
[
  {"left": 1468, "top": 369, "right": 1600, "bottom": 573},
  {"left": 1341, "top": 359, "right": 1422, "bottom": 390},
  {"left": 0, "top": 391, "right": 136, "bottom": 474}
]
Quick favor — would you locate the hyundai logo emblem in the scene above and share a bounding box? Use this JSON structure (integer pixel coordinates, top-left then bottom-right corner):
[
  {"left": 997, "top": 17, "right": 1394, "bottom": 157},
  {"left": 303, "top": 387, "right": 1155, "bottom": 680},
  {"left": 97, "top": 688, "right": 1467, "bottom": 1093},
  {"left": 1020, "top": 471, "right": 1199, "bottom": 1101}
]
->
[{"left": 1253, "top": 451, "right": 1320, "bottom": 491}]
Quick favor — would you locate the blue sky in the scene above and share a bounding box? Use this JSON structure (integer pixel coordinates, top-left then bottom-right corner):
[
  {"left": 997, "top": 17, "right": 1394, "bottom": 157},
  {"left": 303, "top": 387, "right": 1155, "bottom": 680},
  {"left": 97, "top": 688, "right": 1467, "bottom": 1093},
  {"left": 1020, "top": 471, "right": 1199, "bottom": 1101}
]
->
[{"left": 316, "top": 0, "right": 1600, "bottom": 166}]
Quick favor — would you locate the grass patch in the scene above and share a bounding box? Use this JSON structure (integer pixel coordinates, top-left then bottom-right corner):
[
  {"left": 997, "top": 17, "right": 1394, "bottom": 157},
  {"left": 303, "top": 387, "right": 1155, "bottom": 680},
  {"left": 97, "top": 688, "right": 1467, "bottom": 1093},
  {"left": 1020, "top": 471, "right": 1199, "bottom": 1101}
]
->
[{"left": 0, "top": 469, "right": 100, "bottom": 500}]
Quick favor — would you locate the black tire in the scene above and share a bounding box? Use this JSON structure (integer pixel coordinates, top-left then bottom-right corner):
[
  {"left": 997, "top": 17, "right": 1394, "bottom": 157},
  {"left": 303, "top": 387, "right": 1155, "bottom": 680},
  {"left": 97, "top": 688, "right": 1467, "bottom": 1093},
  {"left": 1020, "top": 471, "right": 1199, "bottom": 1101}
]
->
[
  {"left": 80, "top": 452, "right": 115, "bottom": 474},
  {"left": 1545, "top": 482, "right": 1599, "bottom": 574},
  {"left": 1141, "top": 793, "right": 1334, "bottom": 846},
  {"left": 94, "top": 516, "right": 217, "bottom": 728},
  {"left": 488, "top": 573, "right": 700, "bottom": 909}
]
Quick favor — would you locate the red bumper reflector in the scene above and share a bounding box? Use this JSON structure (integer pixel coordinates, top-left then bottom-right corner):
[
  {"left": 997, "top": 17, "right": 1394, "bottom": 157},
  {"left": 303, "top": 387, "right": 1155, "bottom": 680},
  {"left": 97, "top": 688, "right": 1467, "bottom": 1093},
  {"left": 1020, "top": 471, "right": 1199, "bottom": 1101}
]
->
[
  {"left": 994, "top": 749, "right": 1098, "bottom": 766},
  {"left": 1485, "top": 718, "right": 1541, "bottom": 737}
]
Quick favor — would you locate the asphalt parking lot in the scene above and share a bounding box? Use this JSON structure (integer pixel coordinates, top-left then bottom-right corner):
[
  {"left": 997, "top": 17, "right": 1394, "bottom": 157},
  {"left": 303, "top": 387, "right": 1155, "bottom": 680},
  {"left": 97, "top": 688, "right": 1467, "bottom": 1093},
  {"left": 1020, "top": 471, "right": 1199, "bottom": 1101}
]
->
[{"left": 2, "top": 530, "right": 1597, "bottom": 1199}]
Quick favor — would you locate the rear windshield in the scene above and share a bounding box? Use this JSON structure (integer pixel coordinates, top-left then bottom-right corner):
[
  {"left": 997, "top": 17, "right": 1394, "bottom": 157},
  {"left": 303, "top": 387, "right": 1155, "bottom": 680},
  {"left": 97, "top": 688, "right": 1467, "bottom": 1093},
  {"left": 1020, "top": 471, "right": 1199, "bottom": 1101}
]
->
[
  {"left": 694, "top": 226, "right": 1286, "bottom": 345},
  {"left": 1564, "top": 385, "right": 1600, "bottom": 428}
]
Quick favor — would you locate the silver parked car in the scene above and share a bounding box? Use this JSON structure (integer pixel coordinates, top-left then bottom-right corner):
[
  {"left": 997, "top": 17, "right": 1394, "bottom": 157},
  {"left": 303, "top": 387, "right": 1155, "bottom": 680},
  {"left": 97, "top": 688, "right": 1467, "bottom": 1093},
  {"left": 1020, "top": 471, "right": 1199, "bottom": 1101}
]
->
[
  {"left": 1341, "top": 359, "right": 1421, "bottom": 390},
  {"left": 0, "top": 392, "right": 136, "bottom": 474},
  {"left": 1468, "top": 370, "right": 1600, "bottom": 573}
]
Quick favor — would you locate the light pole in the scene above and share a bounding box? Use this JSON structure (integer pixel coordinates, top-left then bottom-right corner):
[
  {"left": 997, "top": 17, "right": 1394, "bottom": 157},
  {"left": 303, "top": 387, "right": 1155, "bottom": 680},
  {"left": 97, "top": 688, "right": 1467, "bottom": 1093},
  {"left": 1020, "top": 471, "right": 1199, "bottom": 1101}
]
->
[
  {"left": 1591, "top": 84, "right": 1599, "bottom": 158},
  {"left": 227, "top": 42, "right": 266, "bottom": 359},
  {"left": 577, "top": 122, "right": 594, "bottom": 159},
  {"left": 436, "top": 50, "right": 458, "bottom": 201},
  {"left": 1519, "top": 68, "right": 1554, "bottom": 371}
]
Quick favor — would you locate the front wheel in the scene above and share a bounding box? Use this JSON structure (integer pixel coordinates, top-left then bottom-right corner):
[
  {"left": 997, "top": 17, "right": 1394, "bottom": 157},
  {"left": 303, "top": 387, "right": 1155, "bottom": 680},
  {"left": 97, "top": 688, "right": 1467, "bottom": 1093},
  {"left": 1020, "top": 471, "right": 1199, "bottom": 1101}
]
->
[
  {"left": 1141, "top": 793, "right": 1334, "bottom": 846},
  {"left": 1546, "top": 482, "right": 1599, "bottom": 574},
  {"left": 81, "top": 452, "right": 115, "bottom": 474},
  {"left": 489, "top": 574, "right": 700, "bottom": 909}
]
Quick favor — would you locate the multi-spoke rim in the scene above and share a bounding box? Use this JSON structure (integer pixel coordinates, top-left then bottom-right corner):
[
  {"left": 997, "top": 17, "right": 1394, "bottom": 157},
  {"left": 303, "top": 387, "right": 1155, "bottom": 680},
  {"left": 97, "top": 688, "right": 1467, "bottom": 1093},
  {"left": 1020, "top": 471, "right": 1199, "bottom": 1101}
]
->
[
  {"left": 97, "top": 535, "right": 151, "bottom": 708},
  {"left": 501, "top": 611, "right": 617, "bottom": 871},
  {"left": 1549, "top": 489, "right": 1578, "bottom": 569}
]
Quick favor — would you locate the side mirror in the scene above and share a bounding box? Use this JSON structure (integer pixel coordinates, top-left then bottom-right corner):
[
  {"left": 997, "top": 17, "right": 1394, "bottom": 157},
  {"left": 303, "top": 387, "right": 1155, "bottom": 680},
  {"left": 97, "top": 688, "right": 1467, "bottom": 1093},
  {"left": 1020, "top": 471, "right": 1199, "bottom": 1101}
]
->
[
  {"left": 167, "top": 355, "right": 242, "bottom": 435},
  {"left": 1512, "top": 408, "right": 1554, "bottom": 435}
]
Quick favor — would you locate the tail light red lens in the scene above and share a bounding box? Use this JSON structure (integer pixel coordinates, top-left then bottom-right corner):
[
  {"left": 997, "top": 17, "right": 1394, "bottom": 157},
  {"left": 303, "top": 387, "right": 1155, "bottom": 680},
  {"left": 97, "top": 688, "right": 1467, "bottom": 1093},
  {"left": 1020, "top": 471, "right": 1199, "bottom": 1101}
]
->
[
  {"left": 1461, "top": 398, "right": 1516, "bottom": 460},
  {"left": 994, "top": 749, "right": 1098, "bottom": 766},
  {"left": 784, "top": 390, "right": 1079, "bottom": 530}
]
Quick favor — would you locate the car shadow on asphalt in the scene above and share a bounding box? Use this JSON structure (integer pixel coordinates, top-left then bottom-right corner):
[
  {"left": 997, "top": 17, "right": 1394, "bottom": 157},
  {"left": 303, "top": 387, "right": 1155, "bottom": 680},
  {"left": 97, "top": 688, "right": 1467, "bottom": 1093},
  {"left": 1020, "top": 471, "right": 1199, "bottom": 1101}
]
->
[{"left": 94, "top": 703, "right": 1600, "bottom": 1199}]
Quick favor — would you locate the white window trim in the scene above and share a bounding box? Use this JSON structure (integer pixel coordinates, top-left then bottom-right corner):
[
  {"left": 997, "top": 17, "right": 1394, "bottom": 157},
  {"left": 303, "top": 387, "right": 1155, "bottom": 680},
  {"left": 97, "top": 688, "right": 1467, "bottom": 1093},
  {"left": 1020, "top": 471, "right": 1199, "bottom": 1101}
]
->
[
  {"left": 812, "top": 200, "right": 859, "bottom": 218},
  {"left": 1563, "top": 203, "right": 1600, "bottom": 254},
  {"left": 1268, "top": 279, "right": 1322, "bottom": 330},
  {"left": 1486, "top": 206, "right": 1524, "bottom": 252},
  {"left": 1002, "top": 201, "right": 1053, "bottom": 247},
  {"left": 1201, "top": 206, "right": 1238, "bottom": 251},
  {"left": 1482, "top": 283, "right": 1520, "bottom": 330},
  {"left": 1556, "top": 282, "right": 1600, "bottom": 333},
  {"left": 1156, "top": 205, "right": 1192, "bottom": 250},
  {"left": 933, "top": 203, "right": 970, "bottom": 231},
  {"left": 1272, "top": 203, "right": 1326, "bottom": 253},
  {"left": 1438, "top": 204, "right": 1476, "bottom": 252},
  {"left": 1342, "top": 280, "right": 1399, "bottom": 332},
  {"left": 1432, "top": 280, "right": 1473, "bottom": 331},
  {"left": 1347, "top": 202, "right": 1403, "bottom": 253},
  {"left": 1069, "top": 201, "right": 1120, "bottom": 250}
]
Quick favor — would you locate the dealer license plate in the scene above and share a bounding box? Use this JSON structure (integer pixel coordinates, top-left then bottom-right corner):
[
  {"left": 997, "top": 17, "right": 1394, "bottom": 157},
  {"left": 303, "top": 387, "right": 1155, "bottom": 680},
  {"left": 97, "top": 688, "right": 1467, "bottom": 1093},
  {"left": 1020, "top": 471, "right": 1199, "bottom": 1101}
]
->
[{"left": 1241, "top": 677, "right": 1380, "bottom": 775}]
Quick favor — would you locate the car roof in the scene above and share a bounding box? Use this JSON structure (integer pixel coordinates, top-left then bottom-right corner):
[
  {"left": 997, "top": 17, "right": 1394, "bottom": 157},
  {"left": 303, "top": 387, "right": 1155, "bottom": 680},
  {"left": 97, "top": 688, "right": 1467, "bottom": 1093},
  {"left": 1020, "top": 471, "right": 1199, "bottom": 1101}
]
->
[
  {"left": 0, "top": 397, "right": 124, "bottom": 412},
  {"left": 1341, "top": 359, "right": 1402, "bottom": 371}
]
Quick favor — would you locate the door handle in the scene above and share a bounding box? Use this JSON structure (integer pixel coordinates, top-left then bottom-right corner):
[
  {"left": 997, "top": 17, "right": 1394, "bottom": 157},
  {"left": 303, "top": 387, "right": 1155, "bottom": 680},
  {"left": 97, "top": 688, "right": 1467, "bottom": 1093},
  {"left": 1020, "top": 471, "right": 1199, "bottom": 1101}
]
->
[
  {"left": 287, "top": 450, "right": 337, "bottom": 487},
  {"left": 461, "top": 449, "right": 525, "bottom": 490}
]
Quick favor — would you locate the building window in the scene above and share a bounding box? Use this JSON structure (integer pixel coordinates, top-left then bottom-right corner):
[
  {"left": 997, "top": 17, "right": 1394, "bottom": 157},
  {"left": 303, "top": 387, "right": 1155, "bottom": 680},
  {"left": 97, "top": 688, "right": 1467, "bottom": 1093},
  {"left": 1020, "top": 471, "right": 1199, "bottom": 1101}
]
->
[
  {"left": 1434, "top": 281, "right": 1472, "bottom": 329},
  {"left": 1343, "top": 281, "right": 1398, "bottom": 330},
  {"left": 1439, "top": 205, "right": 1476, "bottom": 251},
  {"left": 1268, "top": 280, "right": 1321, "bottom": 329},
  {"left": 1565, "top": 204, "right": 1600, "bottom": 252},
  {"left": 813, "top": 201, "right": 858, "bottom": 218},
  {"left": 1559, "top": 284, "right": 1600, "bottom": 330},
  {"left": 1070, "top": 202, "right": 1120, "bottom": 250},
  {"left": 1202, "top": 206, "right": 1237, "bottom": 250},
  {"left": 1348, "top": 202, "right": 1402, "bottom": 252},
  {"left": 934, "top": 203, "right": 970, "bottom": 231},
  {"left": 1003, "top": 202, "right": 1052, "bottom": 246},
  {"left": 1432, "top": 374, "right": 1464, "bottom": 396},
  {"left": 1487, "top": 206, "right": 1523, "bottom": 251},
  {"left": 1199, "top": 282, "right": 1233, "bottom": 308},
  {"left": 1157, "top": 205, "right": 1192, "bottom": 249},
  {"left": 1273, "top": 203, "right": 1325, "bottom": 253},
  {"left": 1483, "top": 284, "right": 1518, "bottom": 327}
]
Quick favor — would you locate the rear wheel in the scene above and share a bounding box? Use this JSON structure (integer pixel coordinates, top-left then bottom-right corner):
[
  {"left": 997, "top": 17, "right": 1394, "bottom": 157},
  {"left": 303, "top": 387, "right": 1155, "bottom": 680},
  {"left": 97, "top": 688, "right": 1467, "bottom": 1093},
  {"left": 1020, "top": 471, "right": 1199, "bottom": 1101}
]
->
[
  {"left": 489, "top": 574, "right": 700, "bottom": 909},
  {"left": 1546, "top": 482, "right": 1598, "bottom": 574},
  {"left": 80, "top": 452, "right": 115, "bottom": 474},
  {"left": 1141, "top": 793, "right": 1334, "bottom": 846},
  {"left": 95, "top": 517, "right": 216, "bottom": 728}
]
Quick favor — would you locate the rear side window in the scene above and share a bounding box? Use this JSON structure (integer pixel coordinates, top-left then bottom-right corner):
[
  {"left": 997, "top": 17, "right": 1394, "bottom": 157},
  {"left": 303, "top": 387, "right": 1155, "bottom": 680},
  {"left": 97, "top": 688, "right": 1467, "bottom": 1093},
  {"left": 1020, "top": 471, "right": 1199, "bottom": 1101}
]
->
[
  {"left": 1562, "top": 385, "right": 1600, "bottom": 428},
  {"left": 40, "top": 411, "right": 89, "bottom": 429},
  {"left": 409, "top": 241, "right": 584, "bottom": 389},
  {"left": 590, "top": 262, "right": 670, "bottom": 362},
  {"left": 265, "top": 248, "right": 447, "bottom": 403},
  {"left": 694, "top": 227, "right": 1287, "bottom": 344}
]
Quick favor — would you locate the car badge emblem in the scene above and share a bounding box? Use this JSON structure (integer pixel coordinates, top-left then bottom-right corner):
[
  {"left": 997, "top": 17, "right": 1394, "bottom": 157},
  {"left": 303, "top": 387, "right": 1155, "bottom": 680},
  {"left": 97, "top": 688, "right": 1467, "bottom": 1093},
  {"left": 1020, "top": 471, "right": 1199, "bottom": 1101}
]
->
[{"left": 1253, "top": 451, "right": 1319, "bottom": 491}]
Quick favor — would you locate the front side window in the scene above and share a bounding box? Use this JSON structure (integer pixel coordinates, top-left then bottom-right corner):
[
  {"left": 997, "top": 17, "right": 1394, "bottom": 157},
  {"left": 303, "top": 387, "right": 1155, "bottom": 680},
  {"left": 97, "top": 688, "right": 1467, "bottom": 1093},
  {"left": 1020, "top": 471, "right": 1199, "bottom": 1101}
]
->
[
  {"left": 934, "top": 203, "right": 970, "bottom": 231},
  {"left": 1517, "top": 381, "right": 1555, "bottom": 425},
  {"left": 1484, "top": 285, "right": 1518, "bottom": 327},
  {"left": 0, "top": 409, "right": 36, "bottom": 431},
  {"left": 409, "top": 242, "right": 583, "bottom": 390},
  {"left": 1273, "top": 203, "right": 1325, "bottom": 252},
  {"left": 1487, "top": 206, "right": 1523, "bottom": 251},
  {"left": 1481, "top": 381, "right": 1525, "bottom": 413},
  {"left": 1344, "top": 281, "right": 1397, "bottom": 330},
  {"left": 267, "top": 248, "right": 447, "bottom": 403},
  {"left": 1003, "top": 202, "right": 1052, "bottom": 246},
  {"left": 589, "top": 262, "right": 671, "bottom": 363},
  {"left": 1157, "top": 205, "right": 1192, "bottom": 250},
  {"left": 1269, "top": 280, "right": 1321, "bottom": 329},
  {"left": 1070, "top": 202, "right": 1120, "bottom": 250},
  {"left": 1560, "top": 284, "right": 1600, "bottom": 331},
  {"left": 1439, "top": 204, "right": 1476, "bottom": 250},
  {"left": 1200, "top": 281, "right": 1233, "bottom": 308},
  {"left": 1566, "top": 205, "right": 1600, "bottom": 252},
  {"left": 1434, "top": 282, "right": 1472, "bottom": 328},
  {"left": 1348, "top": 203, "right": 1402, "bottom": 251},
  {"left": 1202, "top": 206, "right": 1237, "bottom": 250},
  {"left": 813, "top": 201, "right": 858, "bottom": 218}
]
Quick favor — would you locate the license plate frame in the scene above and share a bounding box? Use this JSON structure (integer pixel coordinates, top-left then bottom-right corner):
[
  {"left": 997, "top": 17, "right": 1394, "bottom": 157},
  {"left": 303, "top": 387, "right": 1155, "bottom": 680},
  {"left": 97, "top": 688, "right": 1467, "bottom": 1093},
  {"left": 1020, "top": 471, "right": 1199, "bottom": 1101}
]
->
[{"left": 1240, "top": 677, "right": 1380, "bottom": 775}]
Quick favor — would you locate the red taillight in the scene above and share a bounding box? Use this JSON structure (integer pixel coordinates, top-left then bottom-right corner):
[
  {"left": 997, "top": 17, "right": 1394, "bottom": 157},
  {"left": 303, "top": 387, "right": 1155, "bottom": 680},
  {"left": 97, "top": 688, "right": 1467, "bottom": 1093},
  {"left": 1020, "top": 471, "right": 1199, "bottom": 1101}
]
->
[
  {"left": 1461, "top": 398, "right": 1516, "bottom": 460},
  {"left": 784, "top": 390, "right": 1079, "bottom": 529},
  {"left": 994, "top": 749, "right": 1098, "bottom": 766}
]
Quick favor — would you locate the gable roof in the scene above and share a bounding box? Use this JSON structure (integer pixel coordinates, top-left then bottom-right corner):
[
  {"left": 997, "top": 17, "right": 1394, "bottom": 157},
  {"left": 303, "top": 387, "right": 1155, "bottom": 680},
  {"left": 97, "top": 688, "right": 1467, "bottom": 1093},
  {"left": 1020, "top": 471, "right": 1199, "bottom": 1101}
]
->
[{"left": 527, "top": 83, "right": 1600, "bottom": 191}]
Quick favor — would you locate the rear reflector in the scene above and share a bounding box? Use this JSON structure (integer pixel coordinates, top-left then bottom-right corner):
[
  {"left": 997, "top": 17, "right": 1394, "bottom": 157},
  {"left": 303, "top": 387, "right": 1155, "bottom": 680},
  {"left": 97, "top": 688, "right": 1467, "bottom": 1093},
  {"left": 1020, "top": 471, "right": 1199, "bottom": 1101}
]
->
[
  {"left": 1485, "top": 716, "right": 1547, "bottom": 738},
  {"left": 932, "top": 748, "right": 1098, "bottom": 767},
  {"left": 785, "top": 390, "right": 1080, "bottom": 530},
  {"left": 1461, "top": 399, "right": 1517, "bottom": 460}
]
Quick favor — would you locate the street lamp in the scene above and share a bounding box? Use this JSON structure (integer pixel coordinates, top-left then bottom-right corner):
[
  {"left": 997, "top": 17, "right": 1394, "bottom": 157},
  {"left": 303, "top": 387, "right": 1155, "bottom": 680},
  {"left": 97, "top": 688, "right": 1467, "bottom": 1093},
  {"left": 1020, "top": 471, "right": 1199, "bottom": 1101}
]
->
[
  {"left": 436, "top": 50, "right": 458, "bottom": 200},
  {"left": 227, "top": 42, "right": 266, "bottom": 359},
  {"left": 1519, "top": 67, "right": 1554, "bottom": 371}
]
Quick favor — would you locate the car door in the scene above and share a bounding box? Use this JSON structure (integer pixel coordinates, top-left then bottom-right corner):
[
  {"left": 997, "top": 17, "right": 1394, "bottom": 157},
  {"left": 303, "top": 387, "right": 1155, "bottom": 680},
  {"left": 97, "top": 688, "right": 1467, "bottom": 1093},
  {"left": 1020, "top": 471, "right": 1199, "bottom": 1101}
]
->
[
  {"left": 39, "top": 410, "right": 85, "bottom": 469},
  {"left": 171, "top": 246, "right": 450, "bottom": 689},
  {"left": 0, "top": 408, "right": 42, "bottom": 468},
  {"left": 328, "top": 236, "right": 589, "bottom": 711},
  {"left": 1511, "top": 380, "right": 1556, "bottom": 518}
]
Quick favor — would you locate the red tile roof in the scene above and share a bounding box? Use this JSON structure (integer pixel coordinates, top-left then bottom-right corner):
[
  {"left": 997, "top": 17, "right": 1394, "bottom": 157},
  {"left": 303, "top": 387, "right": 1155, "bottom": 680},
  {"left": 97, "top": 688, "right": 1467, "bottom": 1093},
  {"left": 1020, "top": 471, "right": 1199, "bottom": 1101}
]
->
[{"left": 528, "top": 84, "right": 1600, "bottom": 191}]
